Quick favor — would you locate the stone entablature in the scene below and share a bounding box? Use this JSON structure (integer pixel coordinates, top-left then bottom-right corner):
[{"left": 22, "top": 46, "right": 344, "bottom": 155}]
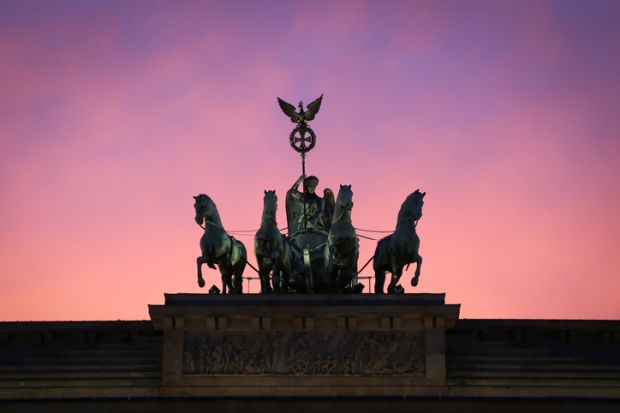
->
[{"left": 148, "top": 293, "right": 460, "bottom": 397}]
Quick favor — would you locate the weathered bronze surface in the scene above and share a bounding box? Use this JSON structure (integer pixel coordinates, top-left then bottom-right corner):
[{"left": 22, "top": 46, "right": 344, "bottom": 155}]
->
[
  {"left": 277, "top": 95, "right": 323, "bottom": 127},
  {"left": 279, "top": 177, "right": 364, "bottom": 293},
  {"left": 324, "top": 185, "right": 360, "bottom": 292},
  {"left": 278, "top": 95, "right": 322, "bottom": 155},
  {"left": 254, "top": 190, "right": 293, "bottom": 293},
  {"left": 192, "top": 97, "right": 426, "bottom": 295},
  {"left": 194, "top": 194, "right": 247, "bottom": 294},
  {"left": 286, "top": 174, "right": 328, "bottom": 233},
  {"left": 374, "top": 190, "right": 425, "bottom": 294}
]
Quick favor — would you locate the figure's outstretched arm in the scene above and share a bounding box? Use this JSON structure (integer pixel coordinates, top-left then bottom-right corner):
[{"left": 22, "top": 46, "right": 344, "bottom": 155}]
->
[
  {"left": 288, "top": 174, "right": 305, "bottom": 200},
  {"left": 291, "top": 174, "right": 305, "bottom": 191}
]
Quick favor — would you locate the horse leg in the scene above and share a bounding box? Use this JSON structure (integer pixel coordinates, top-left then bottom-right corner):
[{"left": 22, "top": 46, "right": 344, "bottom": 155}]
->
[
  {"left": 335, "top": 263, "right": 353, "bottom": 292},
  {"left": 271, "top": 260, "right": 281, "bottom": 293},
  {"left": 259, "top": 261, "right": 272, "bottom": 294},
  {"left": 351, "top": 255, "right": 359, "bottom": 289},
  {"left": 220, "top": 268, "right": 229, "bottom": 295},
  {"left": 223, "top": 267, "right": 239, "bottom": 295},
  {"left": 256, "top": 256, "right": 265, "bottom": 293},
  {"left": 411, "top": 254, "right": 423, "bottom": 287},
  {"left": 334, "top": 266, "right": 343, "bottom": 292},
  {"left": 388, "top": 255, "right": 406, "bottom": 294},
  {"left": 346, "top": 247, "right": 359, "bottom": 290},
  {"left": 231, "top": 270, "right": 242, "bottom": 294},
  {"left": 374, "top": 269, "right": 385, "bottom": 294},
  {"left": 271, "top": 268, "right": 280, "bottom": 293},
  {"left": 387, "top": 254, "right": 398, "bottom": 294},
  {"left": 280, "top": 249, "right": 291, "bottom": 293},
  {"left": 374, "top": 257, "right": 385, "bottom": 294},
  {"left": 233, "top": 250, "right": 246, "bottom": 294},
  {"left": 350, "top": 261, "right": 364, "bottom": 293},
  {"left": 267, "top": 250, "right": 280, "bottom": 294},
  {"left": 332, "top": 266, "right": 344, "bottom": 293},
  {"left": 196, "top": 256, "right": 206, "bottom": 288}
]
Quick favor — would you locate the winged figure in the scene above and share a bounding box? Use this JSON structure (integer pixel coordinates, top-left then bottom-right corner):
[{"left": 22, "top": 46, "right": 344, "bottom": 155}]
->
[{"left": 277, "top": 94, "right": 323, "bottom": 125}]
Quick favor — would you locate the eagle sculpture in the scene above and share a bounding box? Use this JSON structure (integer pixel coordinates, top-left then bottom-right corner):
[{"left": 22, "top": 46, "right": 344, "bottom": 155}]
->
[{"left": 277, "top": 94, "right": 323, "bottom": 126}]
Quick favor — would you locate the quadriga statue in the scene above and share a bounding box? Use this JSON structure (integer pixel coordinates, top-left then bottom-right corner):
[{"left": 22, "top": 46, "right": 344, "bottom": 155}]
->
[{"left": 193, "top": 189, "right": 426, "bottom": 295}]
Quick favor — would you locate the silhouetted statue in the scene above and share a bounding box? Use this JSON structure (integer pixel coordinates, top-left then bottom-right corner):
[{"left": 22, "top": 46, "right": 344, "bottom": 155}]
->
[
  {"left": 286, "top": 174, "right": 331, "bottom": 233},
  {"left": 187, "top": 95, "right": 430, "bottom": 296},
  {"left": 373, "top": 190, "right": 425, "bottom": 294},
  {"left": 194, "top": 194, "right": 247, "bottom": 294},
  {"left": 324, "top": 185, "right": 361, "bottom": 293},
  {"left": 254, "top": 190, "right": 293, "bottom": 293},
  {"left": 277, "top": 95, "right": 323, "bottom": 127}
]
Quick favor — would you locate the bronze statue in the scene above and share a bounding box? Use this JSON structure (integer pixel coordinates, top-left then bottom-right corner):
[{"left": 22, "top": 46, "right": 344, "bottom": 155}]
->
[
  {"left": 373, "top": 190, "right": 425, "bottom": 294},
  {"left": 286, "top": 174, "right": 327, "bottom": 233},
  {"left": 324, "top": 185, "right": 361, "bottom": 293},
  {"left": 277, "top": 95, "right": 323, "bottom": 127},
  {"left": 194, "top": 194, "right": 247, "bottom": 294},
  {"left": 278, "top": 95, "right": 323, "bottom": 176},
  {"left": 254, "top": 190, "right": 293, "bottom": 293},
  {"left": 188, "top": 96, "right": 429, "bottom": 295}
]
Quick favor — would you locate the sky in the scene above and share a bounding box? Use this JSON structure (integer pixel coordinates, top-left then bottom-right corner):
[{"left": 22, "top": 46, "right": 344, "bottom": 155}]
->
[{"left": 1, "top": 0, "right": 619, "bottom": 321}]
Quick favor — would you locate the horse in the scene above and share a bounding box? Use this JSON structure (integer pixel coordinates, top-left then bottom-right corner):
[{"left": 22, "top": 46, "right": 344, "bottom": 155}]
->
[
  {"left": 373, "top": 190, "right": 425, "bottom": 294},
  {"left": 324, "top": 185, "right": 361, "bottom": 293},
  {"left": 193, "top": 194, "right": 247, "bottom": 294},
  {"left": 254, "top": 190, "right": 293, "bottom": 293}
]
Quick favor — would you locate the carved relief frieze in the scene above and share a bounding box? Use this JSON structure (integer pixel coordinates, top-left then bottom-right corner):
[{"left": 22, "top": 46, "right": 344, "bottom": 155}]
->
[{"left": 183, "top": 331, "right": 424, "bottom": 376}]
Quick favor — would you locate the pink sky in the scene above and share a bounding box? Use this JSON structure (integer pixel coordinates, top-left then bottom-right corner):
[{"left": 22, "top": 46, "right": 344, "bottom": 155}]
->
[{"left": 1, "top": 0, "right": 619, "bottom": 321}]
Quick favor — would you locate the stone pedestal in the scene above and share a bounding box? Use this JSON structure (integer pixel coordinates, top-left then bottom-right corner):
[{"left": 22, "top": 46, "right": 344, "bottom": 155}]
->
[{"left": 148, "top": 294, "right": 460, "bottom": 397}]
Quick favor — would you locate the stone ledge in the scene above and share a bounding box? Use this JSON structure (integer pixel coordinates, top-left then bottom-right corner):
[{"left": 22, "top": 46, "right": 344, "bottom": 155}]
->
[
  {"left": 163, "top": 293, "right": 448, "bottom": 306},
  {"left": 150, "top": 294, "right": 460, "bottom": 332}
]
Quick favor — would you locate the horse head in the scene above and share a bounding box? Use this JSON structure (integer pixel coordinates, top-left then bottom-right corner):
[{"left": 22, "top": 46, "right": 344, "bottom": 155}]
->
[
  {"left": 403, "top": 189, "right": 426, "bottom": 221},
  {"left": 336, "top": 184, "right": 354, "bottom": 211},
  {"left": 193, "top": 194, "right": 220, "bottom": 227},
  {"left": 262, "top": 190, "right": 278, "bottom": 220}
]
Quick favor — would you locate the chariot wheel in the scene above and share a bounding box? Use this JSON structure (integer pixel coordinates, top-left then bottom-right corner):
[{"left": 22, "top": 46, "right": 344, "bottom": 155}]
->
[{"left": 292, "top": 359, "right": 308, "bottom": 375}]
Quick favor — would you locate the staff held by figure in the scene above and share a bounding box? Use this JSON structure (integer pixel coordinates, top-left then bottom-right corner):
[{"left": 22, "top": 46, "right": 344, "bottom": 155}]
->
[{"left": 277, "top": 94, "right": 323, "bottom": 229}]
